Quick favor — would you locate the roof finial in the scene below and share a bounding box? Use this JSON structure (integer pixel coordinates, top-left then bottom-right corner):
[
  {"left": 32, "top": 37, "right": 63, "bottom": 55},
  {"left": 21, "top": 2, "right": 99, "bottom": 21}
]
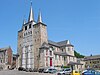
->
[
  {"left": 38, "top": 9, "right": 42, "bottom": 23},
  {"left": 30, "top": 0, "right": 32, "bottom": 6},
  {"left": 28, "top": 0, "right": 34, "bottom": 22},
  {"left": 67, "top": 40, "right": 70, "bottom": 44}
]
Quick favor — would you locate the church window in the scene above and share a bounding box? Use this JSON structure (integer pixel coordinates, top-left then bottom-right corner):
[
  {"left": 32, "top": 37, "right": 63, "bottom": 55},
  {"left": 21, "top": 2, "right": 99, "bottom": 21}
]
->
[
  {"left": 20, "top": 36, "right": 21, "bottom": 38},
  {"left": 55, "top": 55, "right": 57, "bottom": 60},
  {"left": 25, "top": 26, "right": 27, "bottom": 30},
  {"left": 46, "top": 50, "right": 48, "bottom": 55},
  {"left": 1, "top": 60, "right": 2, "bottom": 63},
  {"left": 59, "top": 56, "right": 60, "bottom": 60},
  {"left": 50, "top": 51, "right": 52, "bottom": 56},
  {"left": 29, "top": 24, "right": 31, "bottom": 29},
  {"left": 64, "top": 57, "right": 66, "bottom": 61},
  {"left": 46, "top": 62, "right": 48, "bottom": 66},
  {"left": 35, "top": 39, "right": 36, "bottom": 42},
  {"left": 69, "top": 56, "right": 70, "bottom": 60}
]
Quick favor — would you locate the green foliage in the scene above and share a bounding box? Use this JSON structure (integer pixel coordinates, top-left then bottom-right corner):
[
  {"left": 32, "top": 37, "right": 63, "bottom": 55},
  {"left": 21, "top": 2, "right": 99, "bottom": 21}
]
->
[
  {"left": 62, "top": 66, "right": 70, "bottom": 68},
  {"left": 74, "top": 50, "right": 85, "bottom": 58}
]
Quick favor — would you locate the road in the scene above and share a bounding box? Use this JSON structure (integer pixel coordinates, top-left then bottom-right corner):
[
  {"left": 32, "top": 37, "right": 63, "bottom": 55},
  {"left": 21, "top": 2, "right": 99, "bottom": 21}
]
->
[{"left": 0, "top": 70, "right": 56, "bottom": 75}]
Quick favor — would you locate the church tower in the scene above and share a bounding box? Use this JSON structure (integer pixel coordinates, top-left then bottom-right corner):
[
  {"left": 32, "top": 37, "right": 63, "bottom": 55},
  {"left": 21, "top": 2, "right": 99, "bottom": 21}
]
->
[
  {"left": 17, "top": 3, "right": 36, "bottom": 69},
  {"left": 17, "top": 3, "right": 48, "bottom": 69},
  {"left": 33, "top": 11, "right": 48, "bottom": 69}
]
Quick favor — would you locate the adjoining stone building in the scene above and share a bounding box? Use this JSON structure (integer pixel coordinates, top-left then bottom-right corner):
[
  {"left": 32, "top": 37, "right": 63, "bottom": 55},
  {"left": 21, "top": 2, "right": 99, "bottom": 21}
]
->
[
  {"left": 84, "top": 55, "right": 100, "bottom": 70},
  {"left": 0, "top": 46, "right": 12, "bottom": 70},
  {"left": 17, "top": 4, "right": 84, "bottom": 70}
]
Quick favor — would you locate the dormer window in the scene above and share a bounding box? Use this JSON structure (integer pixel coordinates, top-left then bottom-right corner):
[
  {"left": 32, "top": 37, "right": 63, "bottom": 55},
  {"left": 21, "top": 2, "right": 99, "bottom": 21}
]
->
[
  {"left": 68, "top": 48, "right": 70, "bottom": 51},
  {"left": 29, "top": 24, "right": 31, "bottom": 29}
]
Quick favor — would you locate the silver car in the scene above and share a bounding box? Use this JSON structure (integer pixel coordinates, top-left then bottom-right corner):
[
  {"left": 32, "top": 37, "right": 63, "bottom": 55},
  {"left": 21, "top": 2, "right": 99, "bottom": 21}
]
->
[{"left": 57, "top": 68, "right": 72, "bottom": 75}]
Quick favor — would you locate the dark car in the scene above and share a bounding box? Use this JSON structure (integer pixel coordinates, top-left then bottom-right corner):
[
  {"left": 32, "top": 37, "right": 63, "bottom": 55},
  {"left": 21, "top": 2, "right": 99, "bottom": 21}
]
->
[
  {"left": 33, "top": 68, "right": 38, "bottom": 72},
  {"left": 82, "top": 69, "right": 100, "bottom": 75},
  {"left": 38, "top": 68, "right": 45, "bottom": 73},
  {"left": 18, "top": 67, "right": 26, "bottom": 71},
  {"left": 18, "top": 67, "right": 24, "bottom": 71}
]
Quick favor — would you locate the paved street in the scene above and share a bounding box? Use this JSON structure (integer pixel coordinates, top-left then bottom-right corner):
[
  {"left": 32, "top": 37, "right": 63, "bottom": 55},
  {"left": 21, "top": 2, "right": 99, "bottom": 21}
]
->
[{"left": 0, "top": 70, "right": 56, "bottom": 75}]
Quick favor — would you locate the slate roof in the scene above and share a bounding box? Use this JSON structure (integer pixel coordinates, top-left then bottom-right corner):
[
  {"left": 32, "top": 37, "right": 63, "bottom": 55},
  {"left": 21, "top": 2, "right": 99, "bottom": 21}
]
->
[
  {"left": 57, "top": 40, "right": 68, "bottom": 46},
  {"left": 0, "top": 46, "right": 11, "bottom": 51},
  {"left": 68, "top": 61, "right": 83, "bottom": 65},
  {"left": 48, "top": 40, "right": 74, "bottom": 47},
  {"left": 84, "top": 55, "right": 100, "bottom": 60},
  {"left": 40, "top": 42, "right": 49, "bottom": 49},
  {"left": 48, "top": 40, "right": 60, "bottom": 47},
  {"left": 57, "top": 40, "right": 74, "bottom": 47}
]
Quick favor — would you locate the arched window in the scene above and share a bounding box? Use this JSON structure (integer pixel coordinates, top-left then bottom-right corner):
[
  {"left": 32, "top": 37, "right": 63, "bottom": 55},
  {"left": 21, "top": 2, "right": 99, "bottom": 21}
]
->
[
  {"left": 29, "top": 24, "right": 31, "bottom": 29},
  {"left": 50, "top": 51, "right": 52, "bottom": 56},
  {"left": 25, "top": 26, "right": 27, "bottom": 30}
]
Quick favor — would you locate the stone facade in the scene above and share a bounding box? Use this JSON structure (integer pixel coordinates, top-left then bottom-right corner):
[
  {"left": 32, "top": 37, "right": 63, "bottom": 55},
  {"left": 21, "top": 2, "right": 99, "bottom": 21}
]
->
[
  {"left": 17, "top": 4, "right": 84, "bottom": 70},
  {"left": 17, "top": 30, "right": 23, "bottom": 68},
  {"left": 39, "top": 40, "right": 82, "bottom": 70}
]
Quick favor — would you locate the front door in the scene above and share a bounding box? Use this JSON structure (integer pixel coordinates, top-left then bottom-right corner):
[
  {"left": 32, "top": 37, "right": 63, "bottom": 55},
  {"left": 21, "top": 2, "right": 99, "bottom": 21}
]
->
[{"left": 50, "top": 58, "right": 52, "bottom": 66}]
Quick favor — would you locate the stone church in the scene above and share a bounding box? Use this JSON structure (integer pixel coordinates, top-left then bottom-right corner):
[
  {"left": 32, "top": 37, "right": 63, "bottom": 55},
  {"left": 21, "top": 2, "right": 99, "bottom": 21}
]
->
[{"left": 17, "top": 4, "right": 84, "bottom": 70}]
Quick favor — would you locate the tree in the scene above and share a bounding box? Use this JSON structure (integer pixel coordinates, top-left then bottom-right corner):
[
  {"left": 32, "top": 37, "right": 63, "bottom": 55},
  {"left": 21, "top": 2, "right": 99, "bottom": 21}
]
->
[{"left": 74, "top": 50, "right": 85, "bottom": 58}]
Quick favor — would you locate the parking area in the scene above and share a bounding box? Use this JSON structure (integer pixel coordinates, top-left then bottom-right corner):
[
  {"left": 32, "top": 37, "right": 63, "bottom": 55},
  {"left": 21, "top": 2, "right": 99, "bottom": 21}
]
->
[{"left": 0, "top": 70, "right": 56, "bottom": 75}]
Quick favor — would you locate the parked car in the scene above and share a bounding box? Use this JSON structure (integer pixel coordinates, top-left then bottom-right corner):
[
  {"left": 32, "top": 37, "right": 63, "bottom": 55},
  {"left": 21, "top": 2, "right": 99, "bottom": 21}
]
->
[
  {"left": 33, "top": 68, "right": 38, "bottom": 72},
  {"left": 71, "top": 70, "right": 80, "bottom": 75},
  {"left": 57, "top": 68, "right": 72, "bottom": 75},
  {"left": 43, "top": 67, "right": 57, "bottom": 73},
  {"left": 48, "top": 68, "right": 57, "bottom": 74},
  {"left": 26, "top": 68, "right": 33, "bottom": 72},
  {"left": 38, "top": 68, "right": 45, "bottom": 73},
  {"left": 82, "top": 69, "right": 100, "bottom": 75},
  {"left": 43, "top": 68, "right": 50, "bottom": 73},
  {"left": 18, "top": 67, "right": 25, "bottom": 71}
]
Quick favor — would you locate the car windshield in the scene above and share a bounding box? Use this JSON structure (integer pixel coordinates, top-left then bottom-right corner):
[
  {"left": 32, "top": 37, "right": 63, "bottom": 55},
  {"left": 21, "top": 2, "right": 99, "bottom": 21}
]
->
[
  {"left": 60, "top": 68, "right": 71, "bottom": 71},
  {"left": 85, "top": 70, "right": 95, "bottom": 73},
  {"left": 65, "top": 68, "right": 71, "bottom": 71},
  {"left": 49, "top": 69, "right": 52, "bottom": 71}
]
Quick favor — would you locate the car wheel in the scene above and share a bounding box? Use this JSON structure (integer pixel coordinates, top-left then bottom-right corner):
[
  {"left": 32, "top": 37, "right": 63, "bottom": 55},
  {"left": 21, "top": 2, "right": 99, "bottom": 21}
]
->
[{"left": 62, "top": 73, "right": 65, "bottom": 75}]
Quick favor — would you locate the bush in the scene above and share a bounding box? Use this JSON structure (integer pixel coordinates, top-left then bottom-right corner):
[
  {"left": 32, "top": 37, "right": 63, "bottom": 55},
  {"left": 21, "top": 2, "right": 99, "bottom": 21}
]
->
[{"left": 62, "top": 66, "right": 70, "bottom": 68}]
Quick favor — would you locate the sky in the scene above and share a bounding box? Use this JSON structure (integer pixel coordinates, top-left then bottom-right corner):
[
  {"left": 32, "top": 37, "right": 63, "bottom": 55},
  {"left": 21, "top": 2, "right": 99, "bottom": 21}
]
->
[{"left": 0, "top": 0, "right": 100, "bottom": 56}]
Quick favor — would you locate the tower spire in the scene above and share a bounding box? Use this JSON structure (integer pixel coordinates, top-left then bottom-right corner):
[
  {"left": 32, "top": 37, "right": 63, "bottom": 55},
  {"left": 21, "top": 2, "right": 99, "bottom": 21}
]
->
[
  {"left": 23, "top": 19, "right": 26, "bottom": 25},
  {"left": 38, "top": 10, "right": 42, "bottom": 23},
  {"left": 28, "top": 1, "right": 34, "bottom": 22},
  {"left": 23, "top": 15, "right": 26, "bottom": 25}
]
